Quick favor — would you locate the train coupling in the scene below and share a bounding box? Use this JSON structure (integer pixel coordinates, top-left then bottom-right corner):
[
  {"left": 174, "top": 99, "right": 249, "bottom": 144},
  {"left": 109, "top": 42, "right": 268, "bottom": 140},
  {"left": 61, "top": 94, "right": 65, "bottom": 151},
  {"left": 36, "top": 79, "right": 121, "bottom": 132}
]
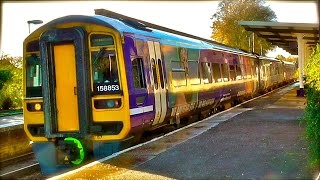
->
[{"left": 56, "top": 137, "right": 85, "bottom": 165}]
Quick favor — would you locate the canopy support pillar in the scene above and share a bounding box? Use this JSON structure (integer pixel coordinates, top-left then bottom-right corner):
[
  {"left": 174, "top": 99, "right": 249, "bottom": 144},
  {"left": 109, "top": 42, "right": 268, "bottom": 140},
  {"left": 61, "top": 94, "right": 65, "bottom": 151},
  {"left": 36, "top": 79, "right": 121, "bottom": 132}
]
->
[{"left": 296, "top": 33, "right": 305, "bottom": 97}]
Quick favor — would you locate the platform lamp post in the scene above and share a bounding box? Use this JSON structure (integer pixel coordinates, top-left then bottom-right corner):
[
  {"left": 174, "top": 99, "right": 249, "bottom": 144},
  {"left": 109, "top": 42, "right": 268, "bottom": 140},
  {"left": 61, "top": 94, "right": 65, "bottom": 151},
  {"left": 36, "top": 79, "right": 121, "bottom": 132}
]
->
[{"left": 27, "top": 20, "right": 43, "bottom": 34}]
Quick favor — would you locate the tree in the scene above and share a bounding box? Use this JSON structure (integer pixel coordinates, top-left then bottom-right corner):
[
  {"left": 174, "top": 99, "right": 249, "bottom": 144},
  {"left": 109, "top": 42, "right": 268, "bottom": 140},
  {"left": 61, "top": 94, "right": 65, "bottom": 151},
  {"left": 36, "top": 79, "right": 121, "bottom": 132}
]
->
[
  {"left": 303, "top": 44, "right": 320, "bottom": 170},
  {"left": 0, "top": 54, "right": 23, "bottom": 109},
  {"left": 211, "top": 0, "right": 277, "bottom": 55},
  {"left": 305, "top": 44, "right": 320, "bottom": 91},
  {"left": 0, "top": 70, "right": 12, "bottom": 91}
]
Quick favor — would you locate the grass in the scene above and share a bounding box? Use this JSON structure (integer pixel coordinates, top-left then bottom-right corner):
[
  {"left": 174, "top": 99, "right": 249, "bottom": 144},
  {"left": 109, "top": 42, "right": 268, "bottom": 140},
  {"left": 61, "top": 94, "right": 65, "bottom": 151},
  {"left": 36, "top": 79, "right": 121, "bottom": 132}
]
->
[{"left": 0, "top": 109, "right": 23, "bottom": 117}]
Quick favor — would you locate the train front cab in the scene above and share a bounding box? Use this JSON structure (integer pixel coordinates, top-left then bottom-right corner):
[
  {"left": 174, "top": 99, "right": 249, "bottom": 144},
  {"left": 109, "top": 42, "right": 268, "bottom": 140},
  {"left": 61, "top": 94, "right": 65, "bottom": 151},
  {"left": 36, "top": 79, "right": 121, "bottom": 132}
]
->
[{"left": 23, "top": 19, "right": 131, "bottom": 175}]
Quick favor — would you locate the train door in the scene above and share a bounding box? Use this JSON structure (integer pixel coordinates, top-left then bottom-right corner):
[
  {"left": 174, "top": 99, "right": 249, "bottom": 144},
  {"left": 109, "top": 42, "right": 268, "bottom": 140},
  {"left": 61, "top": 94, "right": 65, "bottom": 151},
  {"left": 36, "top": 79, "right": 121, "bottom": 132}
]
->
[
  {"left": 53, "top": 44, "right": 79, "bottom": 132},
  {"left": 147, "top": 41, "right": 167, "bottom": 125},
  {"left": 40, "top": 28, "right": 89, "bottom": 137}
]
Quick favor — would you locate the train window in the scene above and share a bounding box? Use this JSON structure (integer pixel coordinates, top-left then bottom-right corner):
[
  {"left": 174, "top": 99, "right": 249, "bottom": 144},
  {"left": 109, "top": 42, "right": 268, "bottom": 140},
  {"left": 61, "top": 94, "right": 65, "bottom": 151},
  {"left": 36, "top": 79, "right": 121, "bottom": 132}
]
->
[
  {"left": 172, "top": 59, "right": 187, "bottom": 87},
  {"left": 90, "top": 34, "right": 114, "bottom": 46},
  {"left": 26, "top": 40, "right": 39, "bottom": 52},
  {"left": 229, "top": 65, "right": 236, "bottom": 81},
  {"left": 91, "top": 49, "right": 120, "bottom": 94},
  {"left": 221, "top": 64, "right": 229, "bottom": 82},
  {"left": 187, "top": 49, "right": 200, "bottom": 85},
  {"left": 188, "top": 61, "right": 200, "bottom": 85},
  {"left": 270, "top": 63, "right": 274, "bottom": 75},
  {"left": 236, "top": 65, "right": 242, "bottom": 80},
  {"left": 172, "top": 71, "right": 186, "bottom": 87},
  {"left": 158, "top": 59, "right": 165, "bottom": 89},
  {"left": 26, "top": 54, "right": 42, "bottom": 97},
  {"left": 253, "top": 61, "right": 258, "bottom": 77},
  {"left": 212, "top": 63, "right": 222, "bottom": 83},
  {"left": 132, "top": 57, "right": 146, "bottom": 89},
  {"left": 276, "top": 64, "right": 280, "bottom": 75},
  {"left": 240, "top": 64, "right": 246, "bottom": 79},
  {"left": 151, "top": 58, "right": 158, "bottom": 89},
  {"left": 246, "top": 64, "right": 252, "bottom": 79},
  {"left": 201, "top": 62, "right": 212, "bottom": 84}
]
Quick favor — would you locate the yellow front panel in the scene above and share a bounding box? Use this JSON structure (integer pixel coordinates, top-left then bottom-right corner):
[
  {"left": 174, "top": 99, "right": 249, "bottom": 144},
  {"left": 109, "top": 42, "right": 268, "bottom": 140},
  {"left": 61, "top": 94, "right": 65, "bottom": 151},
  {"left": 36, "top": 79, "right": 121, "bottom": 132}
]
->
[{"left": 54, "top": 44, "right": 79, "bottom": 132}]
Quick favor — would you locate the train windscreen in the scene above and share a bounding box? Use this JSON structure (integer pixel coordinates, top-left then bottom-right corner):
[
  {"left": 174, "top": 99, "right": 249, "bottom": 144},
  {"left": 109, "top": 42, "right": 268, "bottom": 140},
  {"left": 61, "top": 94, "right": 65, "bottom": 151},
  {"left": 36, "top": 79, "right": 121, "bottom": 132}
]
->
[
  {"left": 90, "top": 34, "right": 120, "bottom": 94},
  {"left": 26, "top": 54, "right": 42, "bottom": 97}
]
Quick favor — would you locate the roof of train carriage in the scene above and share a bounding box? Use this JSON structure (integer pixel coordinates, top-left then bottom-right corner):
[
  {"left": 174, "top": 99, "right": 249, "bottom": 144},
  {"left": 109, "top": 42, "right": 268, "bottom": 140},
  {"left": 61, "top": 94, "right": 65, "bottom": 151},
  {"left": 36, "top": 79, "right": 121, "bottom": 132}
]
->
[
  {"left": 38, "top": 9, "right": 255, "bottom": 57},
  {"left": 258, "top": 56, "right": 281, "bottom": 62},
  {"left": 259, "top": 56, "right": 296, "bottom": 66},
  {"left": 94, "top": 9, "right": 255, "bottom": 56}
]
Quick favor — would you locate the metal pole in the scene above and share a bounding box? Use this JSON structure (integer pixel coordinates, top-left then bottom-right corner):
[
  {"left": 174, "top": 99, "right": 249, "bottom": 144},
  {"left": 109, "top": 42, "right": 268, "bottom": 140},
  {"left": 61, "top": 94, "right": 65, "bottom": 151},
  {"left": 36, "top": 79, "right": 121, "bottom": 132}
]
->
[
  {"left": 296, "top": 33, "right": 304, "bottom": 96},
  {"left": 248, "top": 36, "right": 251, "bottom": 52},
  {"left": 252, "top": 33, "right": 255, "bottom": 53},
  {"left": 27, "top": 20, "right": 43, "bottom": 34},
  {"left": 318, "top": 0, "right": 320, "bottom": 40}
]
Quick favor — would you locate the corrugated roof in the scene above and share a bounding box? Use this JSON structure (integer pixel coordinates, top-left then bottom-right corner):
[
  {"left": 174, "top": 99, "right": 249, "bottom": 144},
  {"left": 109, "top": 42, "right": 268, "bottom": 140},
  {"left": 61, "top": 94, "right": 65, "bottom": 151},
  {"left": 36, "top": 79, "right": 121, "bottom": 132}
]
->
[{"left": 239, "top": 21, "right": 319, "bottom": 55}]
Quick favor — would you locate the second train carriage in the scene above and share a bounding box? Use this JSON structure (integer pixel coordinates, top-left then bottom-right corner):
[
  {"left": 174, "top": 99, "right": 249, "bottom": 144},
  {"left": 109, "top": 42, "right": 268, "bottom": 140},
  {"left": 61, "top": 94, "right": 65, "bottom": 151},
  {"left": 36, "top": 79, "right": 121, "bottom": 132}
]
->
[{"left": 23, "top": 9, "right": 296, "bottom": 174}]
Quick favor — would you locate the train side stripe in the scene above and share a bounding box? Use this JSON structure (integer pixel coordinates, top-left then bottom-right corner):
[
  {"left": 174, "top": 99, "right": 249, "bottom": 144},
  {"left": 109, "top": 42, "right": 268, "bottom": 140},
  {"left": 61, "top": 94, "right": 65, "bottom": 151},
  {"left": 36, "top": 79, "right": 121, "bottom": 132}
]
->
[{"left": 130, "top": 105, "right": 154, "bottom": 115}]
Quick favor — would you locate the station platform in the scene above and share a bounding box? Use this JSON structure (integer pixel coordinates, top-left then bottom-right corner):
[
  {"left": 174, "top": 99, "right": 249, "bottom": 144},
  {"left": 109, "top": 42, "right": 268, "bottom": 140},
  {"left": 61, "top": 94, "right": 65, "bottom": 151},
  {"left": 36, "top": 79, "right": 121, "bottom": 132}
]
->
[
  {"left": 0, "top": 114, "right": 30, "bottom": 162},
  {"left": 50, "top": 83, "right": 318, "bottom": 179},
  {"left": 0, "top": 114, "right": 23, "bottom": 132}
]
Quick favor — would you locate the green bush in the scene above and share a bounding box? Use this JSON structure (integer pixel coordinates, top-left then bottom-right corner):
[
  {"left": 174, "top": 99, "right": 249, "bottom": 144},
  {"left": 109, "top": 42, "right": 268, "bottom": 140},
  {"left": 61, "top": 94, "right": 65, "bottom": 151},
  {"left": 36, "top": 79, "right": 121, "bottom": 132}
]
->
[
  {"left": 304, "top": 88, "right": 320, "bottom": 170},
  {"left": 303, "top": 44, "right": 320, "bottom": 170},
  {"left": 1, "top": 97, "right": 13, "bottom": 110},
  {"left": 0, "top": 70, "right": 12, "bottom": 90},
  {"left": 0, "top": 54, "right": 22, "bottom": 109}
]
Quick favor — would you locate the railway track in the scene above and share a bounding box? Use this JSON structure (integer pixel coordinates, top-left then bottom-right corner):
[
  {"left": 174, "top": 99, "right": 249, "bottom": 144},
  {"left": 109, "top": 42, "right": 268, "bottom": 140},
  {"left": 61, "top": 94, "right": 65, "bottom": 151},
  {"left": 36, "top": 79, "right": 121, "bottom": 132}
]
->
[
  {"left": 0, "top": 124, "right": 184, "bottom": 179},
  {"left": 0, "top": 152, "right": 41, "bottom": 179}
]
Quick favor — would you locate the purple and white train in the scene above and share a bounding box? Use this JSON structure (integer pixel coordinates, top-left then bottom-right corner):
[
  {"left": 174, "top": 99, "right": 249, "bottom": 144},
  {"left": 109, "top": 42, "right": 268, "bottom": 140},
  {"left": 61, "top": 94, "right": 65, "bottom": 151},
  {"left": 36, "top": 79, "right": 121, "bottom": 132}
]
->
[{"left": 23, "top": 9, "right": 296, "bottom": 174}]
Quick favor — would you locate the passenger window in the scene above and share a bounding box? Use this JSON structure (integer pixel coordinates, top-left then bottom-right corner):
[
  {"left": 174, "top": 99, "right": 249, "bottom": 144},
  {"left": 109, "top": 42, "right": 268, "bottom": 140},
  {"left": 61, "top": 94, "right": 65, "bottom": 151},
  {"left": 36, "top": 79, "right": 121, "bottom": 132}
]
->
[
  {"left": 188, "top": 61, "right": 200, "bottom": 85},
  {"left": 221, "top": 63, "right": 229, "bottom": 82},
  {"left": 212, "top": 63, "right": 222, "bottom": 82},
  {"left": 229, "top": 64, "right": 236, "bottom": 81},
  {"left": 253, "top": 61, "right": 258, "bottom": 77},
  {"left": 132, "top": 57, "right": 146, "bottom": 89},
  {"left": 188, "top": 49, "right": 200, "bottom": 85},
  {"left": 236, "top": 65, "right": 242, "bottom": 80},
  {"left": 201, "top": 62, "right": 212, "bottom": 84},
  {"left": 246, "top": 64, "right": 252, "bottom": 79},
  {"left": 172, "top": 71, "right": 186, "bottom": 87},
  {"left": 172, "top": 58, "right": 187, "bottom": 87},
  {"left": 158, "top": 59, "right": 165, "bottom": 89},
  {"left": 151, "top": 58, "right": 158, "bottom": 89},
  {"left": 240, "top": 64, "right": 246, "bottom": 79}
]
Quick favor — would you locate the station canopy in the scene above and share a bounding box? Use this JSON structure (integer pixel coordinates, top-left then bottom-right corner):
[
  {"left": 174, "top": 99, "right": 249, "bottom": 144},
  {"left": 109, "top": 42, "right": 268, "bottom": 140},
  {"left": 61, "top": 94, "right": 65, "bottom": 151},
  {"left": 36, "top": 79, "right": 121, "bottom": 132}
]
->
[{"left": 239, "top": 21, "right": 319, "bottom": 55}]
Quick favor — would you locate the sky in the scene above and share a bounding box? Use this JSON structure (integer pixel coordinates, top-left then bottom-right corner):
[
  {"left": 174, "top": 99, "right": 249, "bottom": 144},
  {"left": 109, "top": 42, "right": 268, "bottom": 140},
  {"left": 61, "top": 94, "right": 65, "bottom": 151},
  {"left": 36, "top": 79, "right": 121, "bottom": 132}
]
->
[{"left": 0, "top": 1, "right": 318, "bottom": 58}]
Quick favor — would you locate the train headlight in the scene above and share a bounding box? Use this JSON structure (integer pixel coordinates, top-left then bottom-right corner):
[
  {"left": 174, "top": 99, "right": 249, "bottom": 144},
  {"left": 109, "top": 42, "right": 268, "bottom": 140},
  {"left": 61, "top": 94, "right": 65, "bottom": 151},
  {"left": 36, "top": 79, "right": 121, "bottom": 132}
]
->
[
  {"left": 106, "top": 100, "right": 115, "bottom": 108},
  {"left": 34, "top": 103, "right": 41, "bottom": 111},
  {"left": 94, "top": 99, "right": 122, "bottom": 109},
  {"left": 27, "top": 102, "right": 43, "bottom": 112}
]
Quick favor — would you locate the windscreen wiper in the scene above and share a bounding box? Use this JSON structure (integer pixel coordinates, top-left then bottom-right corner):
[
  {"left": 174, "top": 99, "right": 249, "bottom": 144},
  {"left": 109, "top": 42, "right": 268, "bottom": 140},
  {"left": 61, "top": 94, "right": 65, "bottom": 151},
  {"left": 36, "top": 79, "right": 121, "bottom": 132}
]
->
[{"left": 93, "top": 47, "right": 107, "bottom": 65}]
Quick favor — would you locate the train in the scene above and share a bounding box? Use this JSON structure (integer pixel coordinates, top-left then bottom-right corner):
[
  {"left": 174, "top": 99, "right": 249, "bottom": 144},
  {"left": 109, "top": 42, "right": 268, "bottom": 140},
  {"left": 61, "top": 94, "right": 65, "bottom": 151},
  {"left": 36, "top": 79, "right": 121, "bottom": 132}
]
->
[{"left": 23, "top": 9, "right": 296, "bottom": 175}]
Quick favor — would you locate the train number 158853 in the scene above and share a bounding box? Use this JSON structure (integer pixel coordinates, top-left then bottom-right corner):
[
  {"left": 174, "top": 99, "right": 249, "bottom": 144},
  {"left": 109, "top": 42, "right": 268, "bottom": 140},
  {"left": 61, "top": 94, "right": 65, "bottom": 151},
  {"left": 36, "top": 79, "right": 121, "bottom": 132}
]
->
[{"left": 96, "top": 85, "right": 120, "bottom": 92}]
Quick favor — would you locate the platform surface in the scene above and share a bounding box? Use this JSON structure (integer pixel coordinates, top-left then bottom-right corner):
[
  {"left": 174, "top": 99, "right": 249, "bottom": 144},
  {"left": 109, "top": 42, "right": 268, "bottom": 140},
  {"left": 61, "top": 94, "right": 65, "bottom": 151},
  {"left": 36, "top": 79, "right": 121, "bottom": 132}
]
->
[
  {"left": 0, "top": 114, "right": 23, "bottom": 132},
  {"left": 51, "top": 83, "right": 319, "bottom": 179}
]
